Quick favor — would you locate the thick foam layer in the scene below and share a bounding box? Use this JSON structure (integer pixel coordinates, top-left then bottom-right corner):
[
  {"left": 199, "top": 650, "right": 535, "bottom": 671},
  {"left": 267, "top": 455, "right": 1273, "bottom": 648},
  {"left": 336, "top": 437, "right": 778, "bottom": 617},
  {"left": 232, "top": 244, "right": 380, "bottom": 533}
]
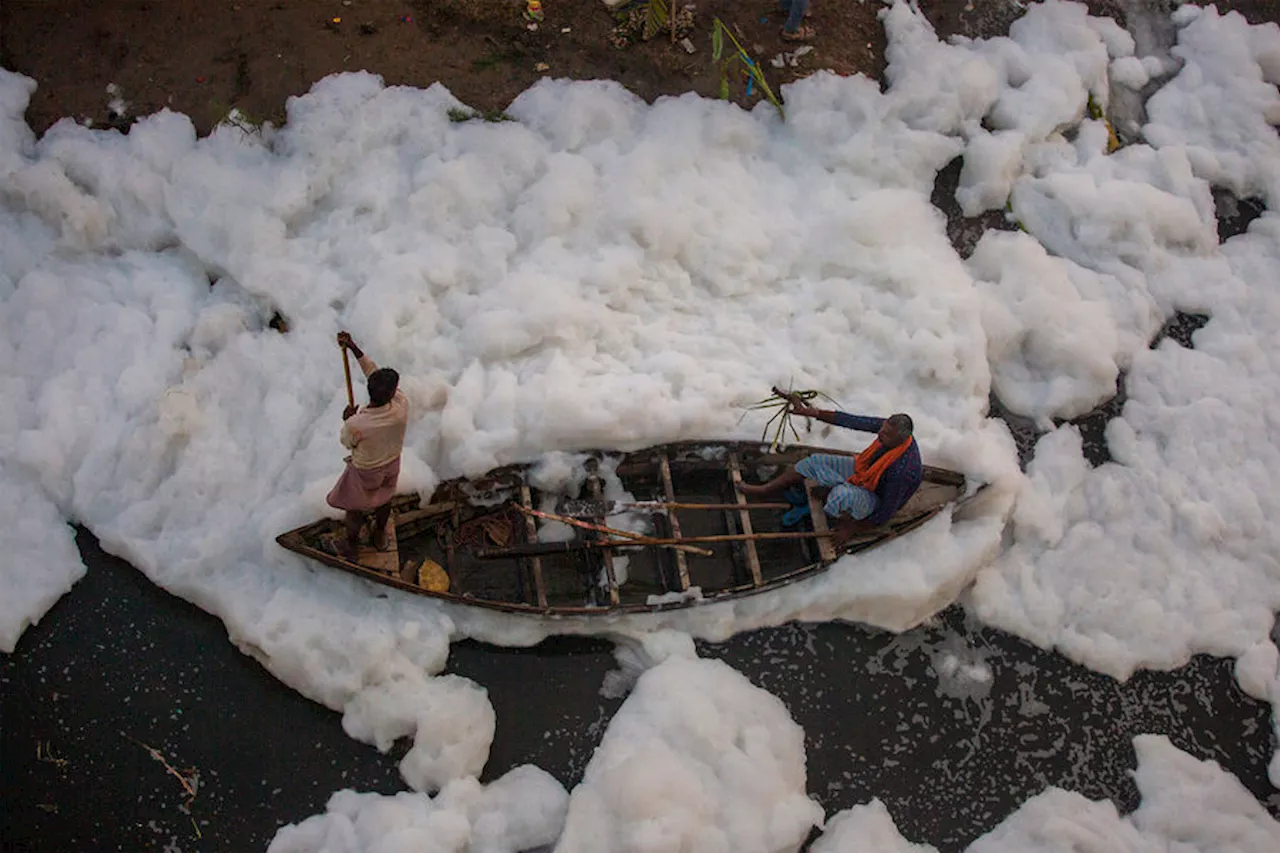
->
[{"left": 3, "top": 0, "right": 1280, "bottom": 828}]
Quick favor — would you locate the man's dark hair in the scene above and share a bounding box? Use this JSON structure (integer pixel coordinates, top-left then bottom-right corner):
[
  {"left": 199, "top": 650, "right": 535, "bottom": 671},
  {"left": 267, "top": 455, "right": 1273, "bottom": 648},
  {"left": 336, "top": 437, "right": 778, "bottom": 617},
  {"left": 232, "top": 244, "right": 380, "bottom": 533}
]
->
[
  {"left": 367, "top": 368, "right": 399, "bottom": 407},
  {"left": 886, "top": 413, "right": 913, "bottom": 438}
]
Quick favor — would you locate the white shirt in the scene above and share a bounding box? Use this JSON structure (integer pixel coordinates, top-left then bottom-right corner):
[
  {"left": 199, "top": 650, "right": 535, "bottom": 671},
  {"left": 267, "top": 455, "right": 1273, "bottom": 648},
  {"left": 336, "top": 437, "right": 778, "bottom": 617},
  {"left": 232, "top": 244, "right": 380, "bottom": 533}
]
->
[{"left": 340, "top": 355, "right": 408, "bottom": 470}]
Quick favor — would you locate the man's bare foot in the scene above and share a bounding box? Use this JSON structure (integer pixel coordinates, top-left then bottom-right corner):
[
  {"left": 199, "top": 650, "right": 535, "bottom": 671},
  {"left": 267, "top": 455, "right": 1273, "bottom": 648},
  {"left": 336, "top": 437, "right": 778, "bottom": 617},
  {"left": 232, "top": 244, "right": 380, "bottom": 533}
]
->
[
  {"left": 831, "top": 519, "right": 882, "bottom": 550},
  {"left": 830, "top": 519, "right": 857, "bottom": 550}
]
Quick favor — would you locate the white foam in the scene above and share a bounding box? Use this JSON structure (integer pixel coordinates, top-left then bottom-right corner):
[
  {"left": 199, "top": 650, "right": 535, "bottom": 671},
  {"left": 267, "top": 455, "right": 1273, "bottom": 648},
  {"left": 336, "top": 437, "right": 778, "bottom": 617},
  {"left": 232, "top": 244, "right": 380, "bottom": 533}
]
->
[
  {"left": 1144, "top": 6, "right": 1280, "bottom": 202},
  {"left": 555, "top": 655, "right": 824, "bottom": 853},
  {"left": 810, "top": 798, "right": 936, "bottom": 853},
  {"left": 0, "top": 465, "right": 84, "bottom": 652},
  {"left": 267, "top": 764, "right": 569, "bottom": 853},
  {"left": 812, "top": 735, "right": 1280, "bottom": 852},
  {"left": 968, "top": 230, "right": 1128, "bottom": 424},
  {"left": 2, "top": 0, "right": 1280, "bottom": 837},
  {"left": 0, "top": 34, "right": 1016, "bottom": 791},
  {"left": 967, "top": 7, "right": 1280, "bottom": 698},
  {"left": 883, "top": 0, "right": 1138, "bottom": 216}
]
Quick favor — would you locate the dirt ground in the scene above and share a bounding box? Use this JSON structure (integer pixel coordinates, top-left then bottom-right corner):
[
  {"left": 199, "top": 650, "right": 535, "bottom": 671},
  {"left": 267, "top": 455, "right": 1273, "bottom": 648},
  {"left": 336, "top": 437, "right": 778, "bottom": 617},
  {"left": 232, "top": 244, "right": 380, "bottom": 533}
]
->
[{"left": 0, "top": 0, "right": 1274, "bottom": 138}]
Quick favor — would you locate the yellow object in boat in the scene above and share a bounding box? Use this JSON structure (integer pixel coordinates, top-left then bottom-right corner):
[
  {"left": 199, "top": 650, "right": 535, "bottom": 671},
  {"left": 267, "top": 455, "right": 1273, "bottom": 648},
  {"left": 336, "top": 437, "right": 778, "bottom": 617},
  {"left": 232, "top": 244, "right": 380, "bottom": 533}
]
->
[{"left": 417, "top": 558, "right": 450, "bottom": 593}]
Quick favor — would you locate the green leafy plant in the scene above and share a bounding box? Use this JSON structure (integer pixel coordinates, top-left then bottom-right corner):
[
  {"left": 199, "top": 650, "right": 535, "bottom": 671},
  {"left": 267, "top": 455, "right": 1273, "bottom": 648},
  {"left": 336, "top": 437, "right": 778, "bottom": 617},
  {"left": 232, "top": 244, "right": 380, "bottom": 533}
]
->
[
  {"left": 1085, "top": 93, "right": 1121, "bottom": 152},
  {"left": 646, "top": 0, "right": 669, "bottom": 40},
  {"left": 214, "top": 105, "right": 266, "bottom": 138},
  {"left": 610, "top": 0, "right": 693, "bottom": 49},
  {"left": 711, "top": 18, "right": 784, "bottom": 118},
  {"left": 447, "top": 107, "right": 515, "bottom": 123}
]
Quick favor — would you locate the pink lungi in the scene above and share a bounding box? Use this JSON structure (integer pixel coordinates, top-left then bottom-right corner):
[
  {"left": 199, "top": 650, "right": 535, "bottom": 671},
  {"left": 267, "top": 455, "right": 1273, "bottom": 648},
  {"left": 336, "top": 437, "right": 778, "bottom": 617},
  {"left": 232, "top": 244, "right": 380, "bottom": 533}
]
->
[{"left": 326, "top": 457, "right": 400, "bottom": 512}]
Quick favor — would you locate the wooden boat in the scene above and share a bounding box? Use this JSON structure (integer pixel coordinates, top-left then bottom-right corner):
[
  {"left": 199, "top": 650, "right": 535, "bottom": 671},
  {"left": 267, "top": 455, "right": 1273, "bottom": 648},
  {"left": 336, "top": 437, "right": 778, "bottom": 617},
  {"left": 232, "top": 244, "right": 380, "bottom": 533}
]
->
[{"left": 276, "top": 441, "right": 987, "bottom": 616}]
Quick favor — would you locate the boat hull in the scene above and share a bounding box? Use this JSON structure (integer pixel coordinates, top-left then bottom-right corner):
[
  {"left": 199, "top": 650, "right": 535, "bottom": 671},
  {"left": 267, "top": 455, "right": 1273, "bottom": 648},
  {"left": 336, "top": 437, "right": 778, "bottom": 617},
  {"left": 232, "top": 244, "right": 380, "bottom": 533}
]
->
[{"left": 276, "top": 440, "right": 984, "bottom": 617}]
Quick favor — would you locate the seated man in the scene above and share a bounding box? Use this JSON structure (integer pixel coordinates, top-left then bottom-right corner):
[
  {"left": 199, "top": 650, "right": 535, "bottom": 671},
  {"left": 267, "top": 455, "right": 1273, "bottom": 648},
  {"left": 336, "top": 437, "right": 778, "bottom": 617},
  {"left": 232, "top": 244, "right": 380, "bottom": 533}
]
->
[
  {"left": 326, "top": 331, "right": 408, "bottom": 559},
  {"left": 738, "top": 398, "right": 922, "bottom": 548}
]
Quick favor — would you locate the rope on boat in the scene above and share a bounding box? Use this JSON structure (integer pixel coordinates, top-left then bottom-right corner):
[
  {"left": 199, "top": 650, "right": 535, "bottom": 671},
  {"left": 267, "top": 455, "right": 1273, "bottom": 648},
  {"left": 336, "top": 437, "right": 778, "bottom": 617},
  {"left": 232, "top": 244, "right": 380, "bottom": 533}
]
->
[{"left": 442, "top": 505, "right": 522, "bottom": 552}]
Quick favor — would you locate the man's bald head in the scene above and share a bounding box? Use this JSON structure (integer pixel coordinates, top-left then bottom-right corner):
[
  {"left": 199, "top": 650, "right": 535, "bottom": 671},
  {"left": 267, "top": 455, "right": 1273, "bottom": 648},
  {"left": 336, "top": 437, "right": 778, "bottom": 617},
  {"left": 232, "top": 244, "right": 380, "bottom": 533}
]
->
[{"left": 878, "top": 413, "right": 914, "bottom": 448}]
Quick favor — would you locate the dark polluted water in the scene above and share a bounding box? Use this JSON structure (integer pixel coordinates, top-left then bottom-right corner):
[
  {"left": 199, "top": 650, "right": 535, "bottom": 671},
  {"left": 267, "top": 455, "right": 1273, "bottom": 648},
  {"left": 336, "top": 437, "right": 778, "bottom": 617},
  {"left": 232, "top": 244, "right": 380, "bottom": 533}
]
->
[{"left": 3, "top": 530, "right": 1276, "bottom": 851}]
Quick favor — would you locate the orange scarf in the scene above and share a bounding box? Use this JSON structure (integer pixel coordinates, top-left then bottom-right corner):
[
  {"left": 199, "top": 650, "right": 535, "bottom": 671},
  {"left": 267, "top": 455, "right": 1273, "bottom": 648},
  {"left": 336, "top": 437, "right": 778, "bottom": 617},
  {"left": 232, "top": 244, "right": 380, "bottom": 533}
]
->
[{"left": 847, "top": 437, "right": 913, "bottom": 491}]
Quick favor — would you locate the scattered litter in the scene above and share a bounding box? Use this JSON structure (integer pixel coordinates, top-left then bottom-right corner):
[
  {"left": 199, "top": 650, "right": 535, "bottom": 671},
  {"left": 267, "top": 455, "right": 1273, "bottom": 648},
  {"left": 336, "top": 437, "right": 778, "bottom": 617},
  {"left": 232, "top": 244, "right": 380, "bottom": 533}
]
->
[
  {"left": 524, "top": 0, "right": 544, "bottom": 22},
  {"left": 680, "top": 36, "right": 695, "bottom": 53},
  {"left": 561, "top": 26, "right": 571, "bottom": 33},
  {"left": 527, "top": 22, "right": 539, "bottom": 30},
  {"left": 122, "top": 732, "right": 199, "bottom": 807},
  {"left": 400, "top": 14, "right": 413, "bottom": 23},
  {"left": 105, "top": 83, "right": 129, "bottom": 119},
  {"left": 36, "top": 741, "right": 68, "bottom": 769},
  {"left": 769, "top": 45, "right": 812, "bottom": 68},
  {"left": 534, "top": 62, "right": 550, "bottom": 72}
]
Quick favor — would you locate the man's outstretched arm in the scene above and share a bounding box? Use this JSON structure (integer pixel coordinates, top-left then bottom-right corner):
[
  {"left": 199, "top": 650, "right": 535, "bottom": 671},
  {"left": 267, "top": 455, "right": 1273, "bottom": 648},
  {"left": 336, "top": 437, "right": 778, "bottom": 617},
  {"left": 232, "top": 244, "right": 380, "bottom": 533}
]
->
[
  {"left": 774, "top": 389, "right": 884, "bottom": 434},
  {"left": 788, "top": 404, "right": 884, "bottom": 434}
]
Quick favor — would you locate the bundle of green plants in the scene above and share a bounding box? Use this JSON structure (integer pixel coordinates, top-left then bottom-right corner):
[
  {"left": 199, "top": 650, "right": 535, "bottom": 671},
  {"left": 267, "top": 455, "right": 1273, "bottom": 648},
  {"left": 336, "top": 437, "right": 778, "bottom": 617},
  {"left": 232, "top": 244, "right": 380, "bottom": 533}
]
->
[
  {"left": 711, "top": 18, "right": 784, "bottom": 118},
  {"left": 744, "top": 386, "right": 840, "bottom": 450}
]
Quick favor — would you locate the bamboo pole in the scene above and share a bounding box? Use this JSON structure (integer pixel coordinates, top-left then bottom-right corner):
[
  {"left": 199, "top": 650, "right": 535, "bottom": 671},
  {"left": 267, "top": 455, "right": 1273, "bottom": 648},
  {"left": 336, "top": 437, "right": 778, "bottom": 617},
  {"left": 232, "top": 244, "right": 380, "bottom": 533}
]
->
[
  {"left": 477, "top": 527, "right": 872, "bottom": 562},
  {"left": 512, "top": 504, "right": 713, "bottom": 557},
  {"left": 605, "top": 529, "right": 845, "bottom": 546},
  {"left": 564, "top": 500, "right": 793, "bottom": 514},
  {"left": 341, "top": 346, "right": 354, "bottom": 408}
]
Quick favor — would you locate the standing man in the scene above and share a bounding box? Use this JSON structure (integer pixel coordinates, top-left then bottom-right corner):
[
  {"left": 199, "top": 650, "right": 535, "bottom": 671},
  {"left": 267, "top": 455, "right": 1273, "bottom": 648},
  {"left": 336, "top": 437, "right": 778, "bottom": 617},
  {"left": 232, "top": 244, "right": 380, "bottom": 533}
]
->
[
  {"left": 738, "top": 394, "right": 921, "bottom": 548},
  {"left": 326, "top": 331, "right": 408, "bottom": 559}
]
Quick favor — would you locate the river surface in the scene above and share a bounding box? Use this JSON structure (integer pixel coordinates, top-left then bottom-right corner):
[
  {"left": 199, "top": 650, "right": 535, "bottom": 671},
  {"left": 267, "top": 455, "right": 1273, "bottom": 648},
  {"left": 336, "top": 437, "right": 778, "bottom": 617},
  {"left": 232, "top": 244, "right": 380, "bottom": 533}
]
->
[{"left": 2, "top": 528, "right": 1276, "bottom": 851}]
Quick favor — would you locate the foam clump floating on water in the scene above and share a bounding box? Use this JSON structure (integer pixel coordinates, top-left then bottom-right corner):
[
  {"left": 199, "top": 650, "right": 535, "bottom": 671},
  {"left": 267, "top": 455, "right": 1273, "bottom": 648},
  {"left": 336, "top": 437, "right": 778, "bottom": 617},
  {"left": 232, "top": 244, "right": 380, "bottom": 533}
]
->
[
  {"left": 269, "top": 653, "right": 821, "bottom": 853},
  {"left": 810, "top": 735, "right": 1280, "bottom": 853},
  {"left": 809, "top": 798, "right": 937, "bottom": 853},
  {"left": 341, "top": 673, "right": 495, "bottom": 792},
  {"left": 0, "top": 466, "right": 84, "bottom": 652},
  {"left": 1144, "top": 4, "right": 1280, "bottom": 201},
  {"left": 267, "top": 764, "right": 569, "bottom": 853},
  {"left": 870, "top": 1, "right": 1280, "bottom": 705},
  {"left": 555, "top": 655, "right": 824, "bottom": 853},
  {"left": 962, "top": 0, "right": 1280, "bottom": 686}
]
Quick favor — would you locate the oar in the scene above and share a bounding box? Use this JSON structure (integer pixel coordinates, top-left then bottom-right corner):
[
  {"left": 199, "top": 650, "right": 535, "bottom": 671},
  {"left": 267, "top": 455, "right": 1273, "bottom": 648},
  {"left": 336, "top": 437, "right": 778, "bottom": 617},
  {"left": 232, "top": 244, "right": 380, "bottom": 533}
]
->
[
  {"left": 341, "top": 343, "right": 355, "bottom": 409},
  {"left": 477, "top": 539, "right": 652, "bottom": 560},
  {"left": 478, "top": 528, "right": 877, "bottom": 561},
  {"left": 633, "top": 530, "right": 870, "bottom": 545},
  {"left": 511, "top": 504, "right": 713, "bottom": 557},
  {"left": 558, "top": 498, "right": 792, "bottom": 517}
]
